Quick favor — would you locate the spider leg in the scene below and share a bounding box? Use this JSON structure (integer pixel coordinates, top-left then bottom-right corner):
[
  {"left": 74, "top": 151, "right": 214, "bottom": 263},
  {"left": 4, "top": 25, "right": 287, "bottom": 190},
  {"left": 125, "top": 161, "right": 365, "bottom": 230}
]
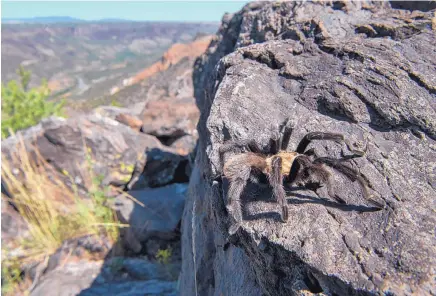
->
[
  {"left": 289, "top": 155, "right": 344, "bottom": 204},
  {"left": 279, "top": 118, "right": 294, "bottom": 151},
  {"left": 296, "top": 132, "right": 344, "bottom": 154},
  {"left": 270, "top": 118, "right": 294, "bottom": 154},
  {"left": 314, "top": 157, "right": 384, "bottom": 209},
  {"left": 226, "top": 165, "right": 251, "bottom": 235},
  {"left": 303, "top": 147, "right": 316, "bottom": 157},
  {"left": 269, "top": 156, "right": 289, "bottom": 222}
]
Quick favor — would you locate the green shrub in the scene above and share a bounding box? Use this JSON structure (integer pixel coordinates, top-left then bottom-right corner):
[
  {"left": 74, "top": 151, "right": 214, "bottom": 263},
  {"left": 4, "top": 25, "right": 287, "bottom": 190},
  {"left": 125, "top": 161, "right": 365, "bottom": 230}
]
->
[
  {"left": 1, "top": 66, "right": 65, "bottom": 139},
  {"left": 156, "top": 247, "right": 172, "bottom": 265},
  {"left": 110, "top": 98, "right": 122, "bottom": 107}
]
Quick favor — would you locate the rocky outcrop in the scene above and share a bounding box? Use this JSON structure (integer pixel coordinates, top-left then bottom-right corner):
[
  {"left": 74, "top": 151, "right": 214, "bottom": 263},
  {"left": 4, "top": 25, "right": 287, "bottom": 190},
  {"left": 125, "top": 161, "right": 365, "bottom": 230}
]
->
[{"left": 181, "top": 1, "right": 436, "bottom": 296}]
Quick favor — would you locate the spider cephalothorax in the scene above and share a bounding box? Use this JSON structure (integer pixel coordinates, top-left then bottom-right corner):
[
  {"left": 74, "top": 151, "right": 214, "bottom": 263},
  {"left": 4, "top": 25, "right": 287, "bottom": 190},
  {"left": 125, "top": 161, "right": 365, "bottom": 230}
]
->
[{"left": 219, "top": 118, "right": 384, "bottom": 235}]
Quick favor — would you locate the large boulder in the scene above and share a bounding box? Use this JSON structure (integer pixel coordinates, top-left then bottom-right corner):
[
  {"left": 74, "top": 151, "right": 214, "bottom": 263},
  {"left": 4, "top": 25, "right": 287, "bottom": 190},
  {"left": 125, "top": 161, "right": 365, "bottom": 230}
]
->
[{"left": 181, "top": 1, "right": 436, "bottom": 296}]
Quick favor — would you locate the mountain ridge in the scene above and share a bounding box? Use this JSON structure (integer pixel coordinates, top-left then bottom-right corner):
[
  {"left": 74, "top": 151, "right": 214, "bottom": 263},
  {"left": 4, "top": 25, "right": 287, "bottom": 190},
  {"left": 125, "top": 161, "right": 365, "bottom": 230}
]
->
[{"left": 2, "top": 16, "right": 220, "bottom": 24}]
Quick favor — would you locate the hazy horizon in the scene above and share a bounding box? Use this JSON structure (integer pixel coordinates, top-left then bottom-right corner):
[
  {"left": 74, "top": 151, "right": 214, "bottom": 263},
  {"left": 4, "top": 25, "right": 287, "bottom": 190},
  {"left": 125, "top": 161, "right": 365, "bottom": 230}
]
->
[{"left": 2, "top": 1, "right": 250, "bottom": 22}]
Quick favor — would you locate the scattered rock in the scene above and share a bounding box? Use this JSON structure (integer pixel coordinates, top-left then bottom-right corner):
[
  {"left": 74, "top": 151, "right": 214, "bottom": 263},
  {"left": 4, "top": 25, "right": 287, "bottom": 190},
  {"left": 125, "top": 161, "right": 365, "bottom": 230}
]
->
[
  {"left": 93, "top": 105, "right": 144, "bottom": 119},
  {"left": 181, "top": 1, "right": 436, "bottom": 296},
  {"left": 140, "top": 100, "right": 199, "bottom": 139},
  {"left": 1, "top": 113, "right": 193, "bottom": 193},
  {"left": 169, "top": 134, "right": 197, "bottom": 156},
  {"left": 1, "top": 115, "right": 157, "bottom": 190}
]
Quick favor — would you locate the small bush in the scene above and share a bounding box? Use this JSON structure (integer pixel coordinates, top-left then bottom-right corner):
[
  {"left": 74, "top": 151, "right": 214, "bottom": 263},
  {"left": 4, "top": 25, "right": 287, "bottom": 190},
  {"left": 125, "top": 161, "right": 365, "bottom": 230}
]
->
[
  {"left": 1, "top": 252, "right": 23, "bottom": 295},
  {"left": 1, "top": 66, "right": 65, "bottom": 139},
  {"left": 110, "top": 98, "right": 123, "bottom": 107},
  {"left": 156, "top": 247, "right": 172, "bottom": 265}
]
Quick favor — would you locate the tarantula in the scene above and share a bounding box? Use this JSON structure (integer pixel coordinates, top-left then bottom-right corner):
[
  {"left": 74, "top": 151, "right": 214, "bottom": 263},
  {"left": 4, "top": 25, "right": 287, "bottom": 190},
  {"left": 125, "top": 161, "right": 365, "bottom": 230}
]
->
[{"left": 219, "top": 118, "right": 384, "bottom": 235}]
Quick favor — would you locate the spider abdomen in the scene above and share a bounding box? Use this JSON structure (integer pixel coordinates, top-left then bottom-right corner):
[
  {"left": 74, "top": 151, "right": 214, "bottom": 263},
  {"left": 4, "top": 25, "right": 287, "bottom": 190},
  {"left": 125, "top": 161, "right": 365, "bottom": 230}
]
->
[{"left": 265, "top": 151, "right": 299, "bottom": 176}]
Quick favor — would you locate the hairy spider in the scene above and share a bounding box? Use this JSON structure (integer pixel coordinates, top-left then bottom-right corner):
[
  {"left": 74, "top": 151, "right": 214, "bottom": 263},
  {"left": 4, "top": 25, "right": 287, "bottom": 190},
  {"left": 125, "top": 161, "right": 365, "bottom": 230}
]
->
[{"left": 219, "top": 118, "right": 384, "bottom": 235}]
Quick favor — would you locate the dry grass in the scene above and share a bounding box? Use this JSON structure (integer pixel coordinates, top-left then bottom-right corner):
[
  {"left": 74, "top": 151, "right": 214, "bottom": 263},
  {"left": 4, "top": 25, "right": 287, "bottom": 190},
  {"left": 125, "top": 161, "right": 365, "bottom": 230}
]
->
[{"left": 1, "top": 133, "right": 126, "bottom": 294}]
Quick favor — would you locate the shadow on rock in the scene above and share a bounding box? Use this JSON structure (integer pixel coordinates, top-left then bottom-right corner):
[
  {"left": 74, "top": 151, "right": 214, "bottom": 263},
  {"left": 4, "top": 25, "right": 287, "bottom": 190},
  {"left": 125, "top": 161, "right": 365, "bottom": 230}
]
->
[{"left": 29, "top": 183, "right": 188, "bottom": 296}]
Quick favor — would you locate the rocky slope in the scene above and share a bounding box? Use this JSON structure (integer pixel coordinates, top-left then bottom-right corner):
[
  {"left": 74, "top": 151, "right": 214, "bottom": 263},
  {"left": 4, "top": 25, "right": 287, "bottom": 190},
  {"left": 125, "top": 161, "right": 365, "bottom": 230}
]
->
[
  {"left": 2, "top": 22, "right": 217, "bottom": 100},
  {"left": 125, "top": 36, "right": 213, "bottom": 87},
  {"left": 99, "top": 35, "right": 213, "bottom": 110},
  {"left": 180, "top": 1, "right": 436, "bottom": 295},
  {"left": 1, "top": 29, "right": 205, "bottom": 293}
]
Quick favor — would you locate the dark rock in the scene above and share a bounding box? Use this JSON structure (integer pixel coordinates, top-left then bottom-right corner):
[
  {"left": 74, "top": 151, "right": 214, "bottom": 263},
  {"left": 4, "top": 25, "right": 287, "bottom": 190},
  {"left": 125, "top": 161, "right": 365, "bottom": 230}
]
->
[
  {"left": 181, "top": 1, "right": 436, "bottom": 296},
  {"left": 131, "top": 146, "right": 191, "bottom": 189},
  {"left": 114, "top": 183, "right": 187, "bottom": 245}
]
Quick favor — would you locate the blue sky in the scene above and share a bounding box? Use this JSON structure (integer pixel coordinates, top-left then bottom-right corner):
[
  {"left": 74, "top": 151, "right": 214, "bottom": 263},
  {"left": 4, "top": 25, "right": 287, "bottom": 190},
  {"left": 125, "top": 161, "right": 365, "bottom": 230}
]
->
[{"left": 2, "top": 1, "right": 250, "bottom": 22}]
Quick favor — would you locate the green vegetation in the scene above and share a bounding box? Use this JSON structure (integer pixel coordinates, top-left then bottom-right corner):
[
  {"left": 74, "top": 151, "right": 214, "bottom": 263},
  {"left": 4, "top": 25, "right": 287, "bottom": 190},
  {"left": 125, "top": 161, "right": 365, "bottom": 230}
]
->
[
  {"left": 1, "top": 253, "right": 23, "bottom": 295},
  {"left": 111, "top": 98, "right": 123, "bottom": 107},
  {"left": 156, "top": 247, "right": 172, "bottom": 265},
  {"left": 115, "top": 49, "right": 137, "bottom": 63},
  {"left": 1, "top": 137, "right": 126, "bottom": 294},
  {"left": 1, "top": 66, "right": 65, "bottom": 139}
]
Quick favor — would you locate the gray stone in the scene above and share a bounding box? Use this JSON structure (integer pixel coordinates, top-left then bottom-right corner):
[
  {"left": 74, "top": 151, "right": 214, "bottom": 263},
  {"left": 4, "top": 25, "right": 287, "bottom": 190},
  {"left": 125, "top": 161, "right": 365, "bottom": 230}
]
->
[
  {"left": 181, "top": 1, "right": 436, "bottom": 296},
  {"left": 79, "top": 280, "right": 177, "bottom": 296},
  {"left": 122, "top": 258, "right": 180, "bottom": 281},
  {"left": 30, "top": 261, "right": 103, "bottom": 296},
  {"left": 30, "top": 260, "right": 178, "bottom": 296},
  {"left": 115, "top": 183, "right": 188, "bottom": 244}
]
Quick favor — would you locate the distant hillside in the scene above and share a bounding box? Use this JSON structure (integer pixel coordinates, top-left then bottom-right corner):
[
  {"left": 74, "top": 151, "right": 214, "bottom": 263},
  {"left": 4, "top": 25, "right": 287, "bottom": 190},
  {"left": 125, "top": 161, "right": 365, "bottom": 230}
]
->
[
  {"left": 2, "top": 16, "right": 86, "bottom": 24},
  {"left": 1, "top": 16, "right": 157, "bottom": 24},
  {"left": 1, "top": 22, "right": 218, "bottom": 101}
]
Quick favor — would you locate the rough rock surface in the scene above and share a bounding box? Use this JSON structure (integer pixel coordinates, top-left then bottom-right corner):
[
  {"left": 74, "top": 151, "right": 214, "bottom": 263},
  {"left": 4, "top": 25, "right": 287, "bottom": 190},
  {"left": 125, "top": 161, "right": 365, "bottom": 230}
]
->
[{"left": 181, "top": 1, "right": 436, "bottom": 296}]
